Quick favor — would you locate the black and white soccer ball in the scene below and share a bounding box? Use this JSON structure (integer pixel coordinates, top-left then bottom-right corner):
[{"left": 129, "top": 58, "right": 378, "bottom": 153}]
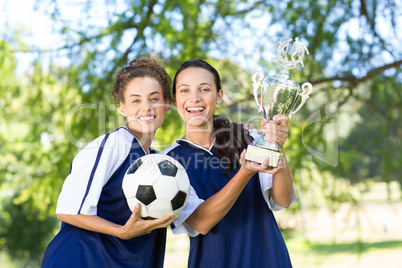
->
[{"left": 122, "top": 154, "right": 190, "bottom": 219}]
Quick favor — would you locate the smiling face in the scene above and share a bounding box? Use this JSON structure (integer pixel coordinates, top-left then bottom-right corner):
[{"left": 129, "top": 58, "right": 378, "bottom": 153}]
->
[
  {"left": 119, "top": 76, "right": 168, "bottom": 139},
  {"left": 174, "top": 67, "right": 223, "bottom": 129}
]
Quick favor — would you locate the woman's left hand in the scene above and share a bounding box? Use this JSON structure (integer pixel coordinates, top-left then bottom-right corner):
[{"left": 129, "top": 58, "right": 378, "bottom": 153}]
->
[
  {"left": 239, "top": 149, "right": 285, "bottom": 175},
  {"left": 260, "top": 114, "right": 289, "bottom": 147}
]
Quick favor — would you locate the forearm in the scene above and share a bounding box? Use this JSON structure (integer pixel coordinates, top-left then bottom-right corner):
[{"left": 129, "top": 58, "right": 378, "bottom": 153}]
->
[
  {"left": 269, "top": 149, "right": 294, "bottom": 207},
  {"left": 58, "top": 204, "right": 177, "bottom": 240},
  {"left": 57, "top": 214, "right": 123, "bottom": 238},
  {"left": 185, "top": 167, "right": 254, "bottom": 235}
]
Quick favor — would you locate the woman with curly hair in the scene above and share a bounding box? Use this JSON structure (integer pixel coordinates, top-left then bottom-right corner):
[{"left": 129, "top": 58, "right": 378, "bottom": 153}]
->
[{"left": 41, "top": 58, "right": 203, "bottom": 267}]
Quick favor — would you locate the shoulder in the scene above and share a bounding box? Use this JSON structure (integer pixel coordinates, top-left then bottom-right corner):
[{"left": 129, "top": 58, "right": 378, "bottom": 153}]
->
[
  {"left": 161, "top": 142, "right": 182, "bottom": 155},
  {"left": 79, "top": 127, "right": 131, "bottom": 148},
  {"left": 162, "top": 141, "right": 196, "bottom": 159},
  {"left": 108, "top": 126, "right": 136, "bottom": 148},
  {"left": 75, "top": 127, "right": 133, "bottom": 161},
  {"left": 102, "top": 126, "right": 137, "bottom": 156},
  {"left": 161, "top": 142, "right": 197, "bottom": 170}
]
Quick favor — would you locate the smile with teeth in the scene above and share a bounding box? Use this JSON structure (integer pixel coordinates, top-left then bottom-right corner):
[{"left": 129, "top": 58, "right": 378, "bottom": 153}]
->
[
  {"left": 139, "top": 115, "right": 156, "bottom": 122},
  {"left": 186, "top": 107, "right": 205, "bottom": 113}
]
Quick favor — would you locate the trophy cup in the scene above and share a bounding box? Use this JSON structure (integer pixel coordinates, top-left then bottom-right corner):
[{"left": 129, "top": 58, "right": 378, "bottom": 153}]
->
[{"left": 245, "top": 37, "right": 313, "bottom": 167}]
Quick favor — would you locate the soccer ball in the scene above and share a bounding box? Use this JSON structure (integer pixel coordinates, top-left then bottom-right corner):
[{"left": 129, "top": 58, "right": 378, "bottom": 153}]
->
[{"left": 122, "top": 154, "right": 190, "bottom": 219}]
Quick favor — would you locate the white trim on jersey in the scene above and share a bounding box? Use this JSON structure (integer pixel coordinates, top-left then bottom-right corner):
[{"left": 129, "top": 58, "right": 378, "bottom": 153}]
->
[
  {"left": 160, "top": 146, "right": 205, "bottom": 237},
  {"left": 162, "top": 140, "right": 296, "bottom": 238},
  {"left": 56, "top": 128, "right": 134, "bottom": 215},
  {"left": 170, "top": 186, "right": 203, "bottom": 237},
  {"left": 176, "top": 138, "right": 214, "bottom": 155}
]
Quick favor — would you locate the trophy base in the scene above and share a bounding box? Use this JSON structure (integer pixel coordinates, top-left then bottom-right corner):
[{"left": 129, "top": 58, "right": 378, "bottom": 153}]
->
[{"left": 245, "top": 145, "right": 283, "bottom": 168}]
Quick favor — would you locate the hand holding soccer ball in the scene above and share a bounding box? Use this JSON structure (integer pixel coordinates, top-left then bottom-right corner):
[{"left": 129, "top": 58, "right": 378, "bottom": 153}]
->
[{"left": 118, "top": 201, "right": 178, "bottom": 239}]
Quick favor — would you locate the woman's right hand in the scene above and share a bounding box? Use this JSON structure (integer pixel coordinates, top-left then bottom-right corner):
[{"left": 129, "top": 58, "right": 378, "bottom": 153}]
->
[{"left": 119, "top": 203, "right": 178, "bottom": 240}]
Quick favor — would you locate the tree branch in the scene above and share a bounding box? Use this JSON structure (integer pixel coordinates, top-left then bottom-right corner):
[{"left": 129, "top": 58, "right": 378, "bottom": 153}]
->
[
  {"left": 221, "top": 60, "right": 402, "bottom": 109},
  {"left": 360, "top": 0, "right": 393, "bottom": 59},
  {"left": 312, "top": 60, "right": 402, "bottom": 85},
  {"left": 221, "top": 93, "right": 254, "bottom": 109},
  {"left": 101, "top": 0, "right": 158, "bottom": 83},
  {"left": 236, "top": 1, "right": 267, "bottom": 15}
]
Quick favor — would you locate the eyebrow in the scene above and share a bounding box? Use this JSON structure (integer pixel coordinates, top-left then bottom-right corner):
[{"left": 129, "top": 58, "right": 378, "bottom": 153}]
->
[
  {"left": 177, "top": 83, "right": 190, "bottom": 88},
  {"left": 129, "top": 91, "right": 161, "bottom": 98},
  {"left": 177, "top": 82, "right": 213, "bottom": 88}
]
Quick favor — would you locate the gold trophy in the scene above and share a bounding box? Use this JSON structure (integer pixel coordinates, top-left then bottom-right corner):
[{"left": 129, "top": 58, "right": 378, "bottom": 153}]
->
[{"left": 245, "top": 37, "right": 313, "bottom": 167}]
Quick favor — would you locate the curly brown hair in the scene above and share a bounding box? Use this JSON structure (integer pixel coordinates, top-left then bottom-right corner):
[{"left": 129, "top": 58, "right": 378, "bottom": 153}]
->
[{"left": 111, "top": 58, "right": 172, "bottom": 106}]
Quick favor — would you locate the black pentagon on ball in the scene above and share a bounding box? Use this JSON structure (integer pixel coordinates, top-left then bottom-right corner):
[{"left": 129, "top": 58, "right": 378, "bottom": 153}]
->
[
  {"left": 127, "top": 159, "right": 143, "bottom": 174},
  {"left": 136, "top": 185, "right": 156, "bottom": 205},
  {"left": 158, "top": 160, "right": 178, "bottom": 177},
  {"left": 171, "top": 191, "right": 187, "bottom": 210}
]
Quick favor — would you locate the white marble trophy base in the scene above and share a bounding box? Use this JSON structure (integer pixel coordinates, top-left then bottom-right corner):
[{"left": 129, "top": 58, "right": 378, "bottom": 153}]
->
[{"left": 245, "top": 145, "right": 282, "bottom": 168}]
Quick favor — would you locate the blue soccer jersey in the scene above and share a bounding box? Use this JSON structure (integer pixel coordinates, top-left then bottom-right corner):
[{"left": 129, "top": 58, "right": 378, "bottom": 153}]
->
[
  {"left": 41, "top": 127, "right": 202, "bottom": 268},
  {"left": 164, "top": 139, "right": 294, "bottom": 268}
]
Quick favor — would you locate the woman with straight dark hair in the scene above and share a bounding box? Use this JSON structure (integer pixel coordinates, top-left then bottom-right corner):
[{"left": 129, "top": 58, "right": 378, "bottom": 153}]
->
[{"left": 164, "top": 59, "right": 295, "bottom": 268}]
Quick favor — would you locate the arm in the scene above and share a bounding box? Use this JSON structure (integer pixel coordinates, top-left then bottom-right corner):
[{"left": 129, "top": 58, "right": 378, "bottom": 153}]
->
[
  {"left": 185, "top": 150, "right": 271, "bottom": 235},
  {"left": 260, "top": 115, "right": 294, "bottom": 208},
  {"left": 57, "top": 204, "right": 178, "bottom": 240},
  {"left": 57, "top": 132, "right": 177, "bottom": 239},
  {"left": 269, "top": 149, "right": 294, "bottom": 207}
]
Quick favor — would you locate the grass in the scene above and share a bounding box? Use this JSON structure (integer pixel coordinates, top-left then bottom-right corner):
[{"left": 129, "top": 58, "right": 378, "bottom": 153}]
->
[
  {"left": 164, "top": 224, "right": 402, "bottom": 268},
  {"left": 279, "top": 181, "right": 402, "bottom": 268},
  {"left": 360, "top": 181, "right": 401, "bottom": 203},
  {"left": 287, "top": 238, "right": 402, "bottom": 267},
  {"left": 164, "top": 181, "right": 402, "bottom": 268},
  {"left": 1, "top": 182, "right": 401, "bottom": 267}
]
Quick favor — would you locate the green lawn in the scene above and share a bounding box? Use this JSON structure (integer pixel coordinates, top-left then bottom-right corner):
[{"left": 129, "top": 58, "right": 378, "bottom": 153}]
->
[
  {"left": 164, "top": 181, "right": 402, "bottom": 268},
  {"left": 287, "top": 237, "right": 402, "bottom": 268},
  {"left": 1, "top": 182, "right": 401, "bottom": 267}
]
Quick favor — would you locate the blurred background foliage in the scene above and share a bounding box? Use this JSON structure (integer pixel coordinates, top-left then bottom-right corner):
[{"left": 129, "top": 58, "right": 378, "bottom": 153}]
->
[{"left": 0, "top": 0, "right": 401, "bottom": 266}]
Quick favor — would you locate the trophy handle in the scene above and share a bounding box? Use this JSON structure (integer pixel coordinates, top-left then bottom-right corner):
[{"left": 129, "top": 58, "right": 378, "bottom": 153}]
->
[
  {"left": 252, "top": 72, "right": 264, "bottom": 113},
  {"left": 289, "top": 82, "right": 312, "bottom": 119}
]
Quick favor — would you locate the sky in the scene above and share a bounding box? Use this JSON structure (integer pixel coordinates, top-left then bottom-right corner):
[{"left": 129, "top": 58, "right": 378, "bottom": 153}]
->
[
  {"left": 1, "top": 0, "right": 62, "bottom": 74},
  {"left": 1, "top": 0, "right": 132, "bottom": 74},
  {"left": 0, "top": 0, "right": 276, "bottom": 74},
  {"left": 1, "top": 0, "right": 401, "bottom": 78},
  {"left": 1, "top": 0, "right": 59, "bottom": 47}
]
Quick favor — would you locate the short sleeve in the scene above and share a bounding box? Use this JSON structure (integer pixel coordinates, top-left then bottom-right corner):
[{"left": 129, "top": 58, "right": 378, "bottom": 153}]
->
[
  {"left": 56, "top": 133, "right": 129, "bottom": 215},
  {"left": 171, "top": 186, "right": 204, "bottom": 237},
  {"left": 258, "top": 172, "right": 296, "bottom": 211}
]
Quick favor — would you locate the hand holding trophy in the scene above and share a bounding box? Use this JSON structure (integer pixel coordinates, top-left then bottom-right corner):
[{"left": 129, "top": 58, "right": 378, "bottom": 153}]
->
[{"left": 245, "top": 37, "right": 313, "bottom": 168}]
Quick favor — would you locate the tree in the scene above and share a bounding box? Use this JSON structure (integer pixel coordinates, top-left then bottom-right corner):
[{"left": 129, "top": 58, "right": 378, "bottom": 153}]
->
[
  {"left": 1, "top": 0, "right": 401, "bottom": 261},
  {"left": 0, "top": 35, "right": 86, "bottom": 264},
  {"left": 338, "top": 73, "right": 401, "bottom": 198}
]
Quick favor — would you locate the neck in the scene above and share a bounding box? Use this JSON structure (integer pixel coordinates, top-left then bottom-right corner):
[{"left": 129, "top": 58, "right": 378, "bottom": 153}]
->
[
  {"left": 183, "top": 125, "right": 214, "bottom": 150},
  {"left": 130, "top": 129, "right": 154, "bottom": 154}
]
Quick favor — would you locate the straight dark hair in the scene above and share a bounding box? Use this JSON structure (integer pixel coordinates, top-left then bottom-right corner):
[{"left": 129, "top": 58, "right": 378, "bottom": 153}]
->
[{"left": 173, "top": 59, "right": 252, "bottom": 173}]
